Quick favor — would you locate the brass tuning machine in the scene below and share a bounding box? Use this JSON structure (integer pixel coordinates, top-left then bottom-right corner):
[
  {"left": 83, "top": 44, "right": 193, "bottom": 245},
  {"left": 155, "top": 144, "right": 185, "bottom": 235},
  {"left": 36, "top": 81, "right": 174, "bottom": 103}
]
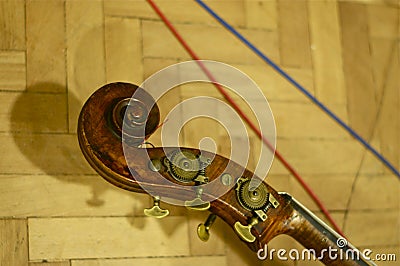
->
[
  {"left": 144, "top": 196, "right": 170, "bottom": 218},
  {"left": 233, "top": 177, "right": 280, "bottom": 242},
  {"left": 185, "top": 186, "right": 210, "bottom": 211},
  {"left": 184, "top": 154, "right": 212, "bottom": 211},
  {"left": 234, "top": 217, "right": 258, "bottom": 243},
  {"left": 197, "top": 213, "right": 217, "bottom": 241}
]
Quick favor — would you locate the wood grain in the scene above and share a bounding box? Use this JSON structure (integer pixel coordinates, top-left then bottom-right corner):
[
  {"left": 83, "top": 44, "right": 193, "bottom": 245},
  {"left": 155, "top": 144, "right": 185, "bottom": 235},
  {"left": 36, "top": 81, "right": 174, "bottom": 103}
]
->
[
  {"left": 26, "top": 0, "right": 66, "bottom": 92},
  {"left": 29, "top": 217, "right": 190, "bottom": 260},
  {"left": 340, "top": 2, "right": 377, "bottom": 140},
  {"left": 0, "top": 219, "right": 28, "bottom": 265},
  {"left": 105, "top": 17, "right": 143, "bottom": 84},
  {"left": 278, "top": 0, "right": 312, "bottom": 68},
  {"left": 0, "top": 0, "right": 25, "bottom": 50},
  {"left": 0, "top": 51, "right": 26, "bottom": 91},
  {"left": 30, "top": 262, "right": 70, "bottom": 266},
  {"left": 71, "top": 257, "right": 226, "bottom": 266},
  {"left": 309, "top": 1, "right": 346, "bottom": 109},
  {"left": 66, "top": 0, "right": 106, "bottom": 133}
]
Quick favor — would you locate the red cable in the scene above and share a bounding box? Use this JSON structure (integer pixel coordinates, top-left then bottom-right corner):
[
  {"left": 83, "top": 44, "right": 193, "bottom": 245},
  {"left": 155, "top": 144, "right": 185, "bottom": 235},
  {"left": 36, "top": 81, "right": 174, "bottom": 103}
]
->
[{"left": 146, "top": 0, "right": 344, "bottom": 237}]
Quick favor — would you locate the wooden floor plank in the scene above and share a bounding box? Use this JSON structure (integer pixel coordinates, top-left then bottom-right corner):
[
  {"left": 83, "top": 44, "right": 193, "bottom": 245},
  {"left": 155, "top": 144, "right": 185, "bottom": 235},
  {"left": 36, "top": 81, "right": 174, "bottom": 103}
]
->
[
  {"left": 278, "top": 0, "right": 312, "bottom": 68},
  {"left": 233, "top": 64, "right": 315, "bottom": 102},
  {"left": 0, "top": 0, "right": 26, "bottom": 50},
  {"left": 29, "top": 217, "right": 190, "bottom": 260},
  {"left": 378, "top": 42, "right": 400, "bottom": 172},
  {"left": 0, "top": 51, "right": 26, "bottom": 91},
  {"left": 268, "top": 139, "right": 363, "bottom": 176},
  {"left": 290, "top": 175, "right": 354, "bottom": 212},
  {"left": 71, "top": 257, "right": 226, "bottom": 266},
  {"left": 105, "top": 17, "right": 143, "bottom": 84},
  {"left": 339, "top": 2, "right": 377, "bottom": 140},
  {"left": 26, "top": 0, "right": 66, "bottom": 92},
  {"left": 142, "top": 20, "right": 279, "bottom": 65},
  {"left": 0, "top": 133, "right": 95, "bottom": 175},
  {"left": 245, "top": 0, "right": 278, "bottom": 30},
  {"left": 66, "top": 0, "right": 106, "bottom": 133},
  {"left": 0, "top": 91, "right": 67, "bottom": 133},
  {"left": 367, "top": 3, "right": 399, "bottom": 39},
  {"left": 30, "top": 262, "right": 70, "bottom": 266},
  {"left": 349, "top": 174, "right": 400, "bottom": 210},
  {"left": 370, "top": 39, "right": 395, "bottom": 100},
  {"left": 0, "top": 174, "right": 148, "bottom": 217},
  {"left": 308, "top": 1, "right": 347, "bottom": 110},
  {"left": 0, "top": 219, "right": 28, "bottom": 265},
  {"left": 345, "top": 210, "right": 399, "bottom": 247},
  {"left": 104, "top": 0, "right": 245, "bottom": 27},
  {"left": 270, "top": 101, "right": 349, "bottom": 139}
]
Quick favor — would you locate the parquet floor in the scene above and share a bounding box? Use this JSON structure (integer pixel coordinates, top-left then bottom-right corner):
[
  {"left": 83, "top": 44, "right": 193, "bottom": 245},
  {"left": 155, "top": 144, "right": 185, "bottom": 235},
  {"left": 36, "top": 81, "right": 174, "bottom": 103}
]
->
[{"left": 0, "top": 0, "right": 399, "bottom": 265}]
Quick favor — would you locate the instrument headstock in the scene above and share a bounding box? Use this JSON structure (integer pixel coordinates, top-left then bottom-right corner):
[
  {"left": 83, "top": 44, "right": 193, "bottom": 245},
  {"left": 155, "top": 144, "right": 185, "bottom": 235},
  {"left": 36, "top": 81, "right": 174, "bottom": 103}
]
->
[
  {"left": 78, "top": 82, "right": 376, "bottom": 266},
  {"left": 77, "top": 82, "right": 293, "bottom": 252}
]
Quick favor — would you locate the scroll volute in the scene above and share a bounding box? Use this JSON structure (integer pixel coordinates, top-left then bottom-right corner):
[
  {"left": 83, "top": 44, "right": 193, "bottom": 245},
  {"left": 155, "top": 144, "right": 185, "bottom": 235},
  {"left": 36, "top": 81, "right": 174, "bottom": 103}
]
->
[{"left": 77, "top": 82, "right": 293, "bottom": 251}]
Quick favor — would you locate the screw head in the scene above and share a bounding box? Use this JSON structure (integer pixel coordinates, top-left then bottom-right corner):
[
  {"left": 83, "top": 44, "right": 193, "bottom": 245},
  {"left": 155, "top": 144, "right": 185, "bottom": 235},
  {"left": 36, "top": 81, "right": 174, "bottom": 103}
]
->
[{"left": 221, "top": 173, "right": 233, "bottom": 186}]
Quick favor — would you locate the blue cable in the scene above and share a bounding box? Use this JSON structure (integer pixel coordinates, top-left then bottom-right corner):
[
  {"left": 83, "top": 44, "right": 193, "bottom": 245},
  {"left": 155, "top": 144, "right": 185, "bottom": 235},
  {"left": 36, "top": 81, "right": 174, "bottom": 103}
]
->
[{"left": 195, "top": 0, "right": 400, "bottom": 178}]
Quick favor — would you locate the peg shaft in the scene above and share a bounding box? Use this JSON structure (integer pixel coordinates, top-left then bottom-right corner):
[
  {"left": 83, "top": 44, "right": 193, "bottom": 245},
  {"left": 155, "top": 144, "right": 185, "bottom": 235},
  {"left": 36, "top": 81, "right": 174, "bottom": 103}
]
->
[
  {"left": 144, "top": 196, "right": 169, "bottom": 218},
  {"left": 197, "top": 213, "right": 217, "bottom": 242}
]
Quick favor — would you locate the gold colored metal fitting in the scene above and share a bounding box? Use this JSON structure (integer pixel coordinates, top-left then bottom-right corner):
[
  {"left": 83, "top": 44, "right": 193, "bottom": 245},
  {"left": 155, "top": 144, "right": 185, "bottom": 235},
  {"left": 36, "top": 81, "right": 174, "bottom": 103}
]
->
[
  {"left": 144, "top": 196, "right": 169, "bottom": 218},
  {"left": 197, "top": 213, "right": 217, "bottom": 242},
  {"left": 234, "top": 217, "right": 258, "bottom": 243},
  {"left": 185, "top": 187, "right": 210, "bottom": 211}
]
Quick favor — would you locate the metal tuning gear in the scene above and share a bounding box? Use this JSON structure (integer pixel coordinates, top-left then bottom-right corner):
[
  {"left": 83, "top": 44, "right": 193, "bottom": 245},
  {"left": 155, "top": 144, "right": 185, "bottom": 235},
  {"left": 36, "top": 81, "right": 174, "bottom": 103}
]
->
[
  {"left": 144, "top": 196, "right": 169, "bottom": 218},
  {"left": 197, "top": 213, "right": 217, "bottom": 242},
  {"left": 185, "top": 155, "right": 212, "bottom": 211},
  {"left": 163, "top": 150, "right": 211, "bottom": 211},
  {"left": 237, "top": 178, "right": 269, "bottom": 211},
  {"left": 234, "top": 177, "right": 280, "bottom": 242},
  {"left": 164, "top": 150, "right": 201, "bottom": 183}
]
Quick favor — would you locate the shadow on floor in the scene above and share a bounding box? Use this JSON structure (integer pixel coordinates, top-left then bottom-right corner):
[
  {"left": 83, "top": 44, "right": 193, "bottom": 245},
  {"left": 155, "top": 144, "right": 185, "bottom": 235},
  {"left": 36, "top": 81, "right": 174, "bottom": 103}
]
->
[{"left": 10, "top": 82, "right": 128, "bottom": 208}]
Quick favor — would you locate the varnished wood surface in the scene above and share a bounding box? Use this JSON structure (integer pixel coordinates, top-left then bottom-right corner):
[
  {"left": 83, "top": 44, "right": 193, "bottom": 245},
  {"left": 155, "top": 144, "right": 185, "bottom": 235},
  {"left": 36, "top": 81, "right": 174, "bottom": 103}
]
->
[
  {"left": 0, "top": 1, "right": 398, "bottom": 265},
  {"left": 77, "top": 82, "right": 288, "bottom": 253}
]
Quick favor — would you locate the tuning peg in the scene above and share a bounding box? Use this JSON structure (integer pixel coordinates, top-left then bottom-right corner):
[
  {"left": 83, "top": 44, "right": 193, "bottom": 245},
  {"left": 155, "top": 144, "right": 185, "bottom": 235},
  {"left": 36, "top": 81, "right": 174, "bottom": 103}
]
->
[
  {"left": 185, "top": 187, "right": 210, "bottom": 211},
  {"left": 144, "top": 196, "right": 169, "bottom": 218},
  {"left": 234, "top": 217, "right": 258, "bottom": 243},
  {"left": 185, "top": 198, "right": 210, "bottom": 211},
  {"left": 197, "top": 213, "right": 217, "bottom": 241}
]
